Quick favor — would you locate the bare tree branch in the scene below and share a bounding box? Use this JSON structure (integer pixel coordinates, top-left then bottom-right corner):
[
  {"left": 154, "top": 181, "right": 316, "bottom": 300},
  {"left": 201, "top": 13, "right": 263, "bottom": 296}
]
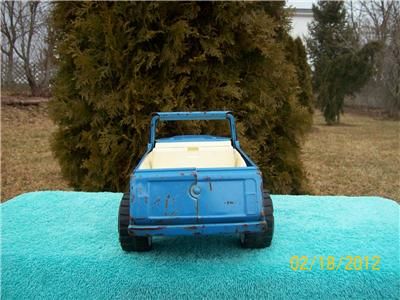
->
[
  {"left": 1, "top": 1, "right": 54, "bottom": 95},
  {"left": 349, "top": 0, "right": 400, "bottom": 117}
]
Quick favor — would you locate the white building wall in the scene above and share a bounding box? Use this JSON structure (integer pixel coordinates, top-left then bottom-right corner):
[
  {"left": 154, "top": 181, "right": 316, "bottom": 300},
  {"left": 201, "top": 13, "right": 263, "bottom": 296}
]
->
[{"left": 291, "top": 14, "right": 313, "bottom": 39}]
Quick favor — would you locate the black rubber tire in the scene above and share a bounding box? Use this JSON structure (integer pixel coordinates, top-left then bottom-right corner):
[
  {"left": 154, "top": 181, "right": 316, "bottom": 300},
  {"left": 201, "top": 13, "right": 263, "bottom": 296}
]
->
[
  {"left": 240, "top": 190, "right": 274, "bottom": 249},
  {"left": 118, "top": 192, "right": 152, "bottom": 252}
]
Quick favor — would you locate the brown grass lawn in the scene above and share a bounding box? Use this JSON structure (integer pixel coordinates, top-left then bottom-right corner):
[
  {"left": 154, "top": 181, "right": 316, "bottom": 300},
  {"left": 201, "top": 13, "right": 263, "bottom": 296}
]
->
[
  {"left": 302, "top": 112, "right": 399, "bottom": 201},
  {"left": 1, "top": 104, "right": 399, "bottom": 202},
  {"left": 1, "top": 104, "right": 70, "bottom": 201}
]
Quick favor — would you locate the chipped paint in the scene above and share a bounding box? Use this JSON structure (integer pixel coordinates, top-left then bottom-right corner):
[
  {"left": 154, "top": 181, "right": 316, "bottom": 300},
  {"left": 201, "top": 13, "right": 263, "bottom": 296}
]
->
[
  {"left": 165, "top": 194, "right": 170, "bottom": 209},
  {"left": 192, "top": 171, "right": 198, "bottom": 184},
  {"left": 204, "top": 176, "right": 213, "bottom": 191},
  {"left": 184, "top": 225, "right": 198, "bottom": 230}
]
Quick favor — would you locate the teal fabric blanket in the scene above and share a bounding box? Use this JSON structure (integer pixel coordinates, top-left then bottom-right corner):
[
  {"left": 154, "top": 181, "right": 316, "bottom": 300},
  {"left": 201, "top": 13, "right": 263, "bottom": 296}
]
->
[{"left": 1, "top": 192, "right": 399, "bottom": 299}]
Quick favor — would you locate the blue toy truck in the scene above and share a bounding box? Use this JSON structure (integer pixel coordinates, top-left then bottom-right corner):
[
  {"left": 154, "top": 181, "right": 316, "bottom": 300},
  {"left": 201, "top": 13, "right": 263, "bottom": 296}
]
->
[{"left": 118, "top": 111, "right": 274, "bottom": 251}]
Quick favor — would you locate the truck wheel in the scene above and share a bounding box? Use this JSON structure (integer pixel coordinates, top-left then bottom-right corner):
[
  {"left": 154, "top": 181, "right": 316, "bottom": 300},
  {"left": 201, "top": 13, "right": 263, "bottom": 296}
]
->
[
  {"left": 118, "top": 192, "right": 152, "bottom": 252},
  {"left": 240, "top": 190, "right": 274, "bottom": 249}
]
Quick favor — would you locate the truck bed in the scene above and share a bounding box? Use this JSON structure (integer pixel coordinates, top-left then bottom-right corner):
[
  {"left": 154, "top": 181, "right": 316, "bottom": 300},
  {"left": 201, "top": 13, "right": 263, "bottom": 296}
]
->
[{"left": 138, "top": 140, "right": 247, "bottom": 169}]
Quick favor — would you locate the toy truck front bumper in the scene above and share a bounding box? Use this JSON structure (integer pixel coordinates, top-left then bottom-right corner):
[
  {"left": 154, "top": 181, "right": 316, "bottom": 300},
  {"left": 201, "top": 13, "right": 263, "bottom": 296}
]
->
[{"left": 128, "top": 221, "right": 268, "bottom": 236}]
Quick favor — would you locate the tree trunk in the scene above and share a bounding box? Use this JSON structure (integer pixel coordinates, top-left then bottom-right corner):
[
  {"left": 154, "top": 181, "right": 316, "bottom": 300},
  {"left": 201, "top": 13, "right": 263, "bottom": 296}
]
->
[
  {"left": 25, "top": 63, "right": 41, "bottom": 96},
  {"left": 5, "top": 50, "right": 14, "bottom": 85},
  {"left": 28, "top": 79, "right": 41, "bottom": 96}
]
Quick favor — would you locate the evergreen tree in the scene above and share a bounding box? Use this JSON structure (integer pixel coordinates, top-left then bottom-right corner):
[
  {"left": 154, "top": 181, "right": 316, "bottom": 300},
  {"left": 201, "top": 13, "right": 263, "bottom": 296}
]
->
[
  {"left": 286, "top": 36, "right": 314, "bottom": 114},
  {"left": 307, "top": 1, "right": 379, "bottom": 124},
  {"left": 50, "top": 2, "right": 312, "bottom": 194}
]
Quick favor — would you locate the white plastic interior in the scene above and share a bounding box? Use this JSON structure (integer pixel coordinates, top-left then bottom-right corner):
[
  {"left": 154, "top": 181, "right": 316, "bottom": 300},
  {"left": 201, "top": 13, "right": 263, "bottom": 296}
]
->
[{"left": 139, "top": 141, "right": 247, "bottom": 169}]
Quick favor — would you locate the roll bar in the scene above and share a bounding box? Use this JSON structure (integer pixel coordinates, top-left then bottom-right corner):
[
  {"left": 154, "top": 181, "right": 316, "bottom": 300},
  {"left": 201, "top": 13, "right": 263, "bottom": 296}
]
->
[{"left": 149, "top": 111, "right": 237, "bottom": 147}]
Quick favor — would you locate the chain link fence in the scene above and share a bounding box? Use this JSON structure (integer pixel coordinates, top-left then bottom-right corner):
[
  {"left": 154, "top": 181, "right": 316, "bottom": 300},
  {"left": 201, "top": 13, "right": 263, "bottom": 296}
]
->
[{"left": 1, "top": 60, "right": 56, "bottom": 96}]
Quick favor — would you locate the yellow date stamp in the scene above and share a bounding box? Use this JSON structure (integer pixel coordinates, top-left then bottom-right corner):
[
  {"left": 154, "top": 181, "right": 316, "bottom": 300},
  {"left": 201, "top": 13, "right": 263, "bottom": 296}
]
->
[{"left": 289, "top": 255, "right": 381, "bottom": 271}]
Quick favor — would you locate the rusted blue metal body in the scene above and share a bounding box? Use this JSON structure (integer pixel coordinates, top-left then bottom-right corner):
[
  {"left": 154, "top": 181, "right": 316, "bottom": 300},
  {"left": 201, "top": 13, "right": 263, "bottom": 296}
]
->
[{"left": 128, "top": 111, "right": 267, "bottom": 237}]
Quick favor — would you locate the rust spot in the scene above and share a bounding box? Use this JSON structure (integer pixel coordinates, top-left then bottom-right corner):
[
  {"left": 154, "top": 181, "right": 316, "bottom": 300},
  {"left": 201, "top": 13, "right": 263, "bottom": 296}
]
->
[
  {"left": 165, "top": 210, "right": 177, "bottom": 216},
  {"left": 144, "top": 196, "right": 148, "bottom": 204},
  {"left": 165, "top": 194, "right": 170, "bottom": 209},
  {"left": 154, "top": 197, "right": 161, "bottom": 206},
  {"left": 184, "top": 225, "right": 198, "bottom": 230},
  {"left": 180, "top": 172, "right": 185, "bottom": 176},
  {"left": 192, "top": 171, "right": 198, "bottom": 184},
  {"left": 203, "top": 176, "right": 213, "bottom": 191}
]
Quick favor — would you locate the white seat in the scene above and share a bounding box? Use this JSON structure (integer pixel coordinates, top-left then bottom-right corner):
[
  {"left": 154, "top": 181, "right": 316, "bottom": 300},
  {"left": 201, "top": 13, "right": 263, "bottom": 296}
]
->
[{"left": 139, "top": 141, "right": 247, "bottom": 169}]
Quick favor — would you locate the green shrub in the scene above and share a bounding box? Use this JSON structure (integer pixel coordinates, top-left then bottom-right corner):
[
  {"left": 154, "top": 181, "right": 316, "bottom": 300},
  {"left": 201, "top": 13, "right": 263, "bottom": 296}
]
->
[{"left": 50, "top": 2, "right": 312, "bottom": 194}]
